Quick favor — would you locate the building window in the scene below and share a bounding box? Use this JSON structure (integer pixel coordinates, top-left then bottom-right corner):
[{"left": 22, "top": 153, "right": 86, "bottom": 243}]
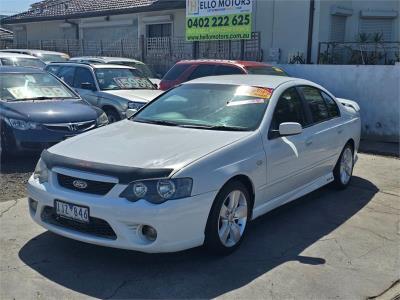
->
[
  {"left": 146, "top": 23, "right": 172, "bottom": 38},
  {"left": 330, "top": 15, "right": 347, "bottom": 42},
  {"left": 359, "top": 18, "right": 394, "bottom": 41}
]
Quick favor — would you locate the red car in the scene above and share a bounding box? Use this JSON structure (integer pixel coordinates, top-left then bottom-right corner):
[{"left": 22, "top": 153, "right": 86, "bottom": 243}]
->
[{"left": 159, "top": 59, "right": 288, "bottom": 90}]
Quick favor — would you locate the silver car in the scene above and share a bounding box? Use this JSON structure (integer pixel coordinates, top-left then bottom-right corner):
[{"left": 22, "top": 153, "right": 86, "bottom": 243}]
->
[
  {"left": 45, "top": 62, "right": 163, "bottom": 122},
  {"left": 0, "top": 49, "right": 70, "bottom": 64},
  {"left": 69, "top": 56, "right": 161, "bottom": 86}
]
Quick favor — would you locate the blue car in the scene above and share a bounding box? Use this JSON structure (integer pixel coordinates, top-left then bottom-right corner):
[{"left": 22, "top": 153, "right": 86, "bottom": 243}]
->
[{"left": 0, "top": 67, "right": 108, "bottom": 158}]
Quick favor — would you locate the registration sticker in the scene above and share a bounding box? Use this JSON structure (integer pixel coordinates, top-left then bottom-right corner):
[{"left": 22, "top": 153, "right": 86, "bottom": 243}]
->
[
  {"left": 272, "top": 67, "right": 284, "bottom": 73},
  {"left": 235, "top": 86, "right": 274, "bottom": 99}
]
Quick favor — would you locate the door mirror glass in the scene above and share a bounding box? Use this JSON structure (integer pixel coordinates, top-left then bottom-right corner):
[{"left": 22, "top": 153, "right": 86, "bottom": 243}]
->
[
  {"left": 279, "top": 122, "right": 302, "bottom": 136},
  {"left": 81, "top": 82, "right": 95, "bottom": 91},
  {"left": 126, "top": 109, "right": 138, "bottom": 119}
]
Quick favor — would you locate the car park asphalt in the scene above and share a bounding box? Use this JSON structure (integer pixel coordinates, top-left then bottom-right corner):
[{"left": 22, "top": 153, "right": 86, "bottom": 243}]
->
[{"left": 0, "top": 152, "right": 399, "bottom": 299}]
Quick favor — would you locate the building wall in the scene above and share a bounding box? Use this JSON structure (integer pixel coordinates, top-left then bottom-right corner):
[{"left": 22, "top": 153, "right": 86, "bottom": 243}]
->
[
  {"left": 6, "top": 1, "right": 399, "bottom": 64},
  {"left": 254, "top": 0, "right": 311, "bottom": 63},
  {"left": 281, "top": 64, "right": 400, "bottom": 142},
  {"left": 311, "top": 0, "right": 400, "bottom": 63}
]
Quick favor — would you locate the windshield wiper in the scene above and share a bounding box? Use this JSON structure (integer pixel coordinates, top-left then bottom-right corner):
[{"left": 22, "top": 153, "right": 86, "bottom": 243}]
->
[
  {"left": 179, "top": 124, "right": 249, "bottom": 131},
  {"left": 133, "top": 119, "right": 179, "bottom": 126}
]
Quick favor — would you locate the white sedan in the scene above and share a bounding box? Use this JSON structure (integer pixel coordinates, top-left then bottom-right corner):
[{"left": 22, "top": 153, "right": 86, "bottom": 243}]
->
[{"left": 27, "top": 75, "right": 361, "bottom": 254}]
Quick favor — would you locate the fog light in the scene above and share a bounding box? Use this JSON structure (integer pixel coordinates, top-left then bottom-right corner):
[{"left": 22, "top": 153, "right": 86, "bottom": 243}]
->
[
  {"left": 141, "top": 225, "right": 157, "bottom": 242},
  {"left": 29, "top": 198, "right": 38, "bottom": 213}
]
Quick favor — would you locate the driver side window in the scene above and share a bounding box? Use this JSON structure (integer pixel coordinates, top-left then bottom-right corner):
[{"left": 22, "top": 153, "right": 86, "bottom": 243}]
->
[{"left": 270, "top": 88, "right": 306, "bottom": 136}]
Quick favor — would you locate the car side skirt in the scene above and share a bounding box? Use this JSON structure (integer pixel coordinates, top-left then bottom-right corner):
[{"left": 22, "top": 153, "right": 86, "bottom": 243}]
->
[{"left": 252, "top": 172, "right": 334, "bottom": 220}]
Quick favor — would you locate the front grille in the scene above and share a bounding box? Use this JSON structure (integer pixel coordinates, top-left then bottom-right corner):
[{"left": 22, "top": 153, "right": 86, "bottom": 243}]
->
[
  {"left": 57, "top": 174, "right": 115, "bottom": 195},
  {"left": 44, "top": 120, "right": 96, "bottom": 133},
  {"left": 41, "top": 206, "right": 117, "bottom": 240}
]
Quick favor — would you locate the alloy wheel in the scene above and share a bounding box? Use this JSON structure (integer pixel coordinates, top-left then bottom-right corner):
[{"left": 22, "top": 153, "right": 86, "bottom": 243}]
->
[
  {"left": 218, "top": 190, "right": 248, "bottom": 247},
  {"left": 340, "top": 147, "right": 353, "bottom": 185}
]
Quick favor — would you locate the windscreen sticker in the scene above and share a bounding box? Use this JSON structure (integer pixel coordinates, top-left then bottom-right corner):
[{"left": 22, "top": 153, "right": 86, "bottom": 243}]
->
[
  {"left": 113, "top": 77, "right": 150, "bottom": 89},
  {"left": 235, "top": 86, "right": 274, "bottom": 99},
  {"left": 227, "top": 98, "right": 265, "bottom": 106},
  {"left": 7, "top": 86, "right": 70, "bottom": 99},
  {"left": 272, "top": 67, "right": 284, "bottom": 73}
]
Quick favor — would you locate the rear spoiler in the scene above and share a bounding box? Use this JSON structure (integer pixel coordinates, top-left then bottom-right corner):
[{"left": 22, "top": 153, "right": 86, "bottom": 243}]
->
[{"left": 337, "top": 98, "right": 360, "bottom": 112}]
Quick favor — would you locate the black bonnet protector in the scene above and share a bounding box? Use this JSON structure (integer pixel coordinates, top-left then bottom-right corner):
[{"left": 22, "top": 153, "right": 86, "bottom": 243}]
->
[{"left": 41, "top": 150, "right": 173, "bottom": 184}]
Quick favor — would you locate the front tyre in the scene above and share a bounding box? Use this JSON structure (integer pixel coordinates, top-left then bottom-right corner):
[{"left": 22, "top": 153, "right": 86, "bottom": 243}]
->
[
  {"left": 333, "top": 143, "right": 354, "bottom": 189},
  {"left": 205, "top": 181, "right": 251, "bottom": 255},
  {"left": 104, "top": 108, "right": 121, "bottom": 124}
]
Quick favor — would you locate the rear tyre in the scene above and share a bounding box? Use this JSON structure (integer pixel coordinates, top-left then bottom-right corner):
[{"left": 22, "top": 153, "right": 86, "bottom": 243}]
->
[
  {"left": 204, "top": 180, "right": 251, "bottom": 255},
  {"left": 104, "top": 108, "right": 121, "bottom": 124},
  {"left": 333, "top": 143, "right": 354, "bottom": 189}
]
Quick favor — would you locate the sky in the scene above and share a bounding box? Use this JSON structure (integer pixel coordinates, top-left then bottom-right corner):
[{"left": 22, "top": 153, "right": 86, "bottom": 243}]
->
[{"left": 1, "top": 0, "right": 38, "bottom": 15}]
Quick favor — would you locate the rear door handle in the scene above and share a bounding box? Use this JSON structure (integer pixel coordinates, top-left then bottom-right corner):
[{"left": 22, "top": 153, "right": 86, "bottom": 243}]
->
[
  {"left": 338, "top": 128, "right": 344, "bottom": 134},
  {"left": 305, "top": 139, "right": 313, "bottom": 146}
]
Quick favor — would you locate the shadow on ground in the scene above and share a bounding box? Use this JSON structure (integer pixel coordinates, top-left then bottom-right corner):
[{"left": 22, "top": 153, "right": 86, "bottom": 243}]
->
[
  {"left": 19, "top": 176, "right": 378, "bottom": 299},
  {"left": 0, "top": 154, "right": 39, "bottom": 174}
]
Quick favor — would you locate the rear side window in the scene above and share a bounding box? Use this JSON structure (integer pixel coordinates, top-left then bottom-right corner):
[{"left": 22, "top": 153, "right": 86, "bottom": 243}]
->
[
  {"left": 57, "top": 66, "right": 75, "bottom": 86},
  {"left": 187, "top": 64, "right": 216, "bottom": 80},
  {"left": 74, "top": 67, "right": 95, "bottom": 88},
  {"left": 214, "top": 65, "right": 244, "bottom": 75},
  {"left": 163, "top": 64, "right": 191, "bottom": 80},
  {"left": 321, "top": 92, "right": 340, "bottom": 118},
  {"left": 300, "top": 86, "right": 330, "bottom": 123}
]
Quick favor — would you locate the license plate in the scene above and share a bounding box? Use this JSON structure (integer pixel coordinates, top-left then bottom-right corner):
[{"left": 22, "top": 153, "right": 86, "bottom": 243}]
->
[{"left": 55, "top": 200, "right": 89, "bottom": 223}]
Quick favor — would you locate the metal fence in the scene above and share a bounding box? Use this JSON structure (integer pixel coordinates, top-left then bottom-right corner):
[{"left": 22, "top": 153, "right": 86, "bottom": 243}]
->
[
  {"left": 5, "top": 33, "right": 262, "bottom": 75},
  {"left": 318, "top": 41, "right": 400, "bottom": 65}
]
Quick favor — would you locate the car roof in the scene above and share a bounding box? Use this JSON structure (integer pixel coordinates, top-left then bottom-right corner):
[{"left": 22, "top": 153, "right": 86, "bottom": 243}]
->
[
  {"left": 1, "top": 49, "right": 67, "bottom": 55},
  {"left": 0, "top": 66, "right": 45, "bottom": 73},
  {"left": 0, "top": 52, "right": 40, "bottom": 59},
  {"left": 177, "top": 59, "right": 272, "bottom": 68},
  {"left": 48, "top": 62, "right": 137, "bottom": 69},
  {"left": 184, "top": 74, "right": 313, "bottom": 89},
  {"left": 70, "top": 56, "right": 144, "bottom": 64}
]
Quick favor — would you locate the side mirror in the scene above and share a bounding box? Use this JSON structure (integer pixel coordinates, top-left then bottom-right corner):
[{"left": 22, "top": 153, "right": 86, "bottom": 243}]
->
[
  {"left": 126, "top": 109, "right": 138, "bottom": 119},
  {"left": 279, "top": 122, "right": 302, "bottom": 136},
  {"left": 81, "top": 82, "right": 95, "bottom": 91}
]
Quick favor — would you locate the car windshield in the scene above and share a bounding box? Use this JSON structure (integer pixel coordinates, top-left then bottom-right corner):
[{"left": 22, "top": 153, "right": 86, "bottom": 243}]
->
[
  {"left": 37, "top": 53, "right": 69, "bottom": 63},
  {"left": 113, "top": 61, "right": 155, "bottom": 78},
  {"left": 0, "top": 73, "right": 77, "bottom": 101},
  {"left": 0, "top": 57, "right": 46, "bottom": 69},
  {"left": 246, "top": 66, "right": 288, "bottom": 76},
  {"left": 132, "top": 84, "right": 273, "bottom": 131},
  {"left": 95, "top": 68, "right": 155, "bottom": 90}
]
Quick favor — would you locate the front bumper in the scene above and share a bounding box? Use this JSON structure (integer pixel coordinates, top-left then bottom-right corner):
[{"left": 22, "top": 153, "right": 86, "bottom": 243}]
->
[
  {"left": 9, "top": 128, "right": 79, "bottom": 152},
  {"left": 27, "top": 175, "right": 217, "bottom": 253}
]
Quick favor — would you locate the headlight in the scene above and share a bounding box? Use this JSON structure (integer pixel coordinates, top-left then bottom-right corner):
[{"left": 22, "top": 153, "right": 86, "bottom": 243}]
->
[
  {"left": 96, "top": 112, "right": 108, "bottom": 126},
  {"left": 127, "top": 101, "right": 145, "bottom": 110},
  {"left": 7, "top": 118, "right": 39, "bottom": 130},
  {"left": 33, "top": 158, "right": 49, "bottom": 183},
  {"left": 120, "top": 178, "right": 193, "bottom": 204}
]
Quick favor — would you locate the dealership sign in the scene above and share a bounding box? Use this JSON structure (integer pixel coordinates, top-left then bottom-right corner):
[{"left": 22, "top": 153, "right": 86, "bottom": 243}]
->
[{"left": 186, "top": 0, "right": 253, "bottom": 41}]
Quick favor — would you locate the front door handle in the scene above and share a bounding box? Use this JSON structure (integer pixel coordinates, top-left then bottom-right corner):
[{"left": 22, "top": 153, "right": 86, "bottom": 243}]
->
[
  {"left": 305, "top": 139, "right": 313, "bottom": 146},
  {"left": 338, "top": 128, "right": 344, "bottom": 134}
]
